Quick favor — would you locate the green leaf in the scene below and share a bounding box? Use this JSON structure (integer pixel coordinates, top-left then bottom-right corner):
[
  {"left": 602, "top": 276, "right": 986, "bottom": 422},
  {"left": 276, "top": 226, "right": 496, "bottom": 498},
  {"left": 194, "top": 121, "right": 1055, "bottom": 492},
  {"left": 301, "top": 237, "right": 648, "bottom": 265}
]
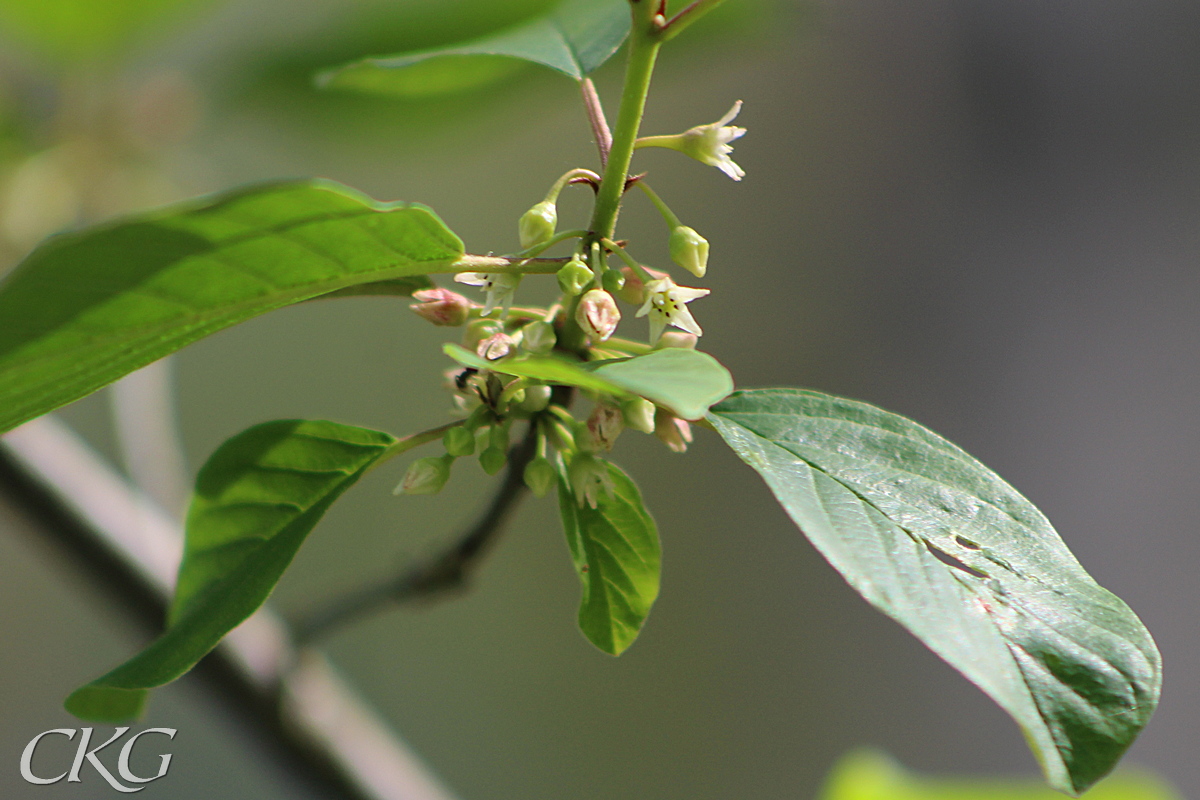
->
[
  {"left": 444, "top": 344, "right": 733, "bottom": 420},
  {"left": 65, "top": 420, "right": 398, "bottom": 722},
  {"left": 557, "top": 460, "right": 660, "bottom": 655},
  {"left": 0, "top": 179, "right": 463, "bottom": 435},
  {"left": 0, "top": 0, "right": 211, "bottom": 63},
  {"left": 318, "top": 0, "right": 630, "bottom": 93},
  {"left": 820, "top": 749, "right": 1182, "bottom": 800},
  {"left": 591, "top": 348, "right": 733, "bottom": 421},
  {"left": 709, "top": 389, "right": 1161, "bottom": 796}
]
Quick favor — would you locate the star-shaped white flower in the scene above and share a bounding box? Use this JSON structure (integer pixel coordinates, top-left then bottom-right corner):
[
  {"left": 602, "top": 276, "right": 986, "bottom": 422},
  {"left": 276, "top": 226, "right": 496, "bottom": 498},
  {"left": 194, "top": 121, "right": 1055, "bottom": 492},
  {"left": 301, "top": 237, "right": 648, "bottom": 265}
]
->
[
  {"left": 454, "top": 272, "right": 521, "bottom": 317},
  {"left": 635, "top": 276, "right": 710, "bottom": 343},
  {"left": 683, "top": 101, "right": 747, "bottom": 180},
  {"left": 636, "top": 101, "right": 747, "bottom": 181}
]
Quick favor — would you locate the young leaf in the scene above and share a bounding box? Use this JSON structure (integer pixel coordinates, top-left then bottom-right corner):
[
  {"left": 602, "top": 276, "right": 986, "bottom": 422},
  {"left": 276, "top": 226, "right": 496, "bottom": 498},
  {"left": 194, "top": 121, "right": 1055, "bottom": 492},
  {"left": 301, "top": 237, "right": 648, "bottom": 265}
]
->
[
  {"left": 444, "top": 344, "right": 733, "bottom": 420},
  {"left": 557, "top": 460, "right": 660, "bottom": 655},
  {"left": 709, "top": 389, "right": 1161, "bottom": 796},
  {"left": 0, "top": 179, "right": 462, "bottom": 435},
  {"left": 65, "top": 420, "right": 398, "bottom": 722},
  {"left": 318, "top": 0, "right": 630, "bottom": 93}
]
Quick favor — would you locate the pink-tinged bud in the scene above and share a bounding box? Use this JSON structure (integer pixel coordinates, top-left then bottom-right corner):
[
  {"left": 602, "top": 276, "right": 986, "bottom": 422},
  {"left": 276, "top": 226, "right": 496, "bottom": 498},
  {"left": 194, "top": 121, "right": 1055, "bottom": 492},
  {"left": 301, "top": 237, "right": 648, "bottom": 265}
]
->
[
  {"left": 657, "top": 331, "right": 698, "bottom": 349},
  {"left": 575, "top": 289, "right": 620, "bottom": 343},
  {"left": 654, "top": 407, "right": 693, "bottom": 453},
  {"left": 409, "top": 288, "right": 473, "bottom": 326},
  {"left": 477, "top": 332, "right": 516, "bottom": 361},
  {"left": 586, "top": 403, "right": 624, "bottom": 452},
  {"left": 614, "top": 265, "right": 668, "bottom": 306}
]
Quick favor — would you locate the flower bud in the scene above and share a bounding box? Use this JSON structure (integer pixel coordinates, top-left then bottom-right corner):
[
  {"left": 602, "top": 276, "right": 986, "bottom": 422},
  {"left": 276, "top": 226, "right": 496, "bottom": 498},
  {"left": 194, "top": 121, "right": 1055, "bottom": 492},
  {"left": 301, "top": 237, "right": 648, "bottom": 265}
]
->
[
  {"left": 614, "top": 265, "right": 668, "bottom": 306},
  {"left": 490, "top": 422, "right": 510, "bottom": 453},
  {"left": 657, "top": 331, "right": 698, "bottom": 349},
  {"left": 586, "top": 403, "right": 624, "bottom": 452},
  {"left": 654, "top": 408, "right": 694, "bottom": 453},
  {"left": 557, "top": 256, "right": 594, "bottom": 296},
  {"left": 523, "top": 456, "right": 557, "bottom": 498},
  {"left": 519, "top": 200, "right": 557, "bottom": 249},
  {"left": 669, "top": 225, "right": 709, "bottom": 278},
  {"left": 545, "top": 417, "right": 576, "bottom": 452},
  {"left": 520, "top": 384, "right": 553, "bottom": 412},
  {"left": 601, "top": 268, "right": 626, "bottom": 294},
  {"left": 396, "top": 455, "right": 453, "bottom": 495},
  {"left": 409, "top": 287, "right": 473, "bottom": 326},
  {"left": 479, "top": 446, "right": 507, "bottom": 475},
  {"left": 464, "top": 318, "right": 504, "bottom": 351},
  {"left": 575, "top": 289, "right": 620, "bottom": 343},
  {"left": 521, "top": 320, "right": 556, "bottom": 354},
  {"left": 622, "top": 397, "right": 657, "bottom": 434},
  {"left": 477, "top": 331, "right": 516, "bottom": 361},
  {"left": 443, "top": 426, "right": 475, "bottom": 457}
]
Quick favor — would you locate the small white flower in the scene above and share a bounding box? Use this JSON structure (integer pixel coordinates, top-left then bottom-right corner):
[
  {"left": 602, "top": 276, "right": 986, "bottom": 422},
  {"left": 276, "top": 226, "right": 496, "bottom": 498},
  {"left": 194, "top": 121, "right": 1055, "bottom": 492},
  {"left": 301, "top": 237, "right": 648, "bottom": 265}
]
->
[
  {"left": 635, "top": 276, "right": 710, "bottom": 343},
  {"left": 454, "top": 272, "right": 521, "bottom": 317},
  {"left": 569, "top": 453, "right": 615, "bottom": 509},
  {"left": 684, "top": 101, "right": 746, "bottom": 180},
  {"left": 636, "top": 101, "right": 747, "bottom": 181}
]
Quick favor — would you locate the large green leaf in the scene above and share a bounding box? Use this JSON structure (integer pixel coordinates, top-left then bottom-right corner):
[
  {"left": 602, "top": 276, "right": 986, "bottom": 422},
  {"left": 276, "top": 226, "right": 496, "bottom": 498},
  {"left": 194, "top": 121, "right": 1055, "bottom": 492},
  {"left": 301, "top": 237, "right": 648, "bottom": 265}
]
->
[
  {"left": 65, "top": 420, "right": 398, "bottom": 722},
  {"left": 557, "top": 460, "right": 660, "bottom": 655},
  {"left": 0, "top": 179, "right": 461, "bottom": 435},
  {"left": 318, "top": 0, "right": 630, "bottom": 94},
  {"left": 820, "top": 750, "right": 1182, "bottom": 800},
  {"left": 0, "top": 0, "right": 212, "bottom": 63},
  {"left": 444, "top": 344, "right": 733, "bottom": 420},
  {"left": 709, "top": 389, "right": 1160, "bottom": 795}
]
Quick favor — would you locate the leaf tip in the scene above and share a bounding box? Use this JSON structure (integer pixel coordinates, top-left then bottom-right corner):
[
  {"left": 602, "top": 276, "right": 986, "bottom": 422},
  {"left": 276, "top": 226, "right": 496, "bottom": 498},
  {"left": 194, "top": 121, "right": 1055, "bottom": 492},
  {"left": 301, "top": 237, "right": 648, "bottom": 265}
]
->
[{"left": 64, "top": 685, "right": 149, "bottom": 723}]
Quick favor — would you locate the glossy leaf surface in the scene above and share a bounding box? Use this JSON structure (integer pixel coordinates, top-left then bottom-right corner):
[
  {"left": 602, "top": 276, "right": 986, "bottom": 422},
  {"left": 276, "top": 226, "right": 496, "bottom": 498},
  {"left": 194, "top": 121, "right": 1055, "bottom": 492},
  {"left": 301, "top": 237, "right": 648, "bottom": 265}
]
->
[
  {"left": 319, "top": 0, "right": 630, "bottom": 93},
  {"left": 444, "top": 344, "right": 732, "bottom": 420},
  {"left": 557, "top": 461, "right": 660, "bottom": 655},
  {"left": 65, "top": 420, "right": 397, "bottom": 721},
  {"left": 0, "top": 179, "right": 461, "bottom": 434},
  {"left": 710, "top": 389, "right": 1160, "bottom": 795}
]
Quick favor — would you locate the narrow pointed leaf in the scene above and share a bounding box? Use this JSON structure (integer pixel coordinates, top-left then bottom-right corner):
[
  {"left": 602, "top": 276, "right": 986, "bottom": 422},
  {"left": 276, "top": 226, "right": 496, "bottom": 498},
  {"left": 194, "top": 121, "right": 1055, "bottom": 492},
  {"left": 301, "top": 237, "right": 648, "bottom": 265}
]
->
[
  {"left": 65, "top": 420, "right": 397, "bottom": 722},
  {"left": 557, "top": 461, "right": 660, "bottom": 655},
  {"left": 710, "top": 389, "right": 1160, "bottom": 795},
  {"left": 319, "top": 0, "right": 630, "bottom": 93},
  {"left": 444, "top": 344, "right": 732, "bottom": 419},
  {"left": 0, "top": 179, "right": 463, "bottom": 435}
]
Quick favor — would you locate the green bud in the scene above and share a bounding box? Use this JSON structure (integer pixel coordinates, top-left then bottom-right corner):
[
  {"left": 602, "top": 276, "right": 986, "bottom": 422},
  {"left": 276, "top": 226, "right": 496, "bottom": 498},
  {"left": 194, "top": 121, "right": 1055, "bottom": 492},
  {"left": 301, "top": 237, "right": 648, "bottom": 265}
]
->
[
  {"left": 557, "top": 256, "right": 594, "bottom": 296},
  {"left": 519, "top": 200, "right": 557, "bottom": 249},
  {"left": 479, "top": 446, "right": 507, "bottom": 475},
  {"left": 521, "top": 320, "right": 556, "bottom": 354},
  {"left": 523, "top": 456, "right": 557, "bottom": 498},
  {"left": 520, "top": 384, "right": 553, "bottom": 413},
  {"left": 396, "top": 455, "right": 453, "bottom": 495},
  {"left": 601, "top": 268, "right": 626, "bottom": 294},
  {"left": 489, "top": 422, "right": 511, "bottom": 452},
  {"left": 622, "top": 397, "right": 656, "bottom": 434},
  {"left": 443, "top": 426, "right": 475, "bottom": 457},
  {"left": 464, "top": 318, "right": 504, "bottom": 351},
  {"left": 669, "top": 225, "right": 709, "bottom": 277}
]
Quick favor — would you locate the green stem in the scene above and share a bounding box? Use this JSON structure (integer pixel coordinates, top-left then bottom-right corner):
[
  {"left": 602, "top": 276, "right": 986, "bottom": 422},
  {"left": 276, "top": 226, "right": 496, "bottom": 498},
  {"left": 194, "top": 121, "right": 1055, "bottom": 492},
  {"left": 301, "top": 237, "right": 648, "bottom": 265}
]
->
[
  {"left": 369, "top": 421, "right": 462, "bottom": 472},
  {"left": 599, "top": 237, "right": 652, "bottom": 282},
  {"left": 510, "top": 229, "right": 588, "bottom": 259},
  {"left": 661, "top": 0, "right": 729, "bottom": 41},
  {"left": 561, "top": 2, "right": 664, "bottom": 353},
  {"left": 445, "top": 254, "right": 568, "bottom": 275},
  {"left": 635, "top": 181, "right": 682, "bottom": 229}
]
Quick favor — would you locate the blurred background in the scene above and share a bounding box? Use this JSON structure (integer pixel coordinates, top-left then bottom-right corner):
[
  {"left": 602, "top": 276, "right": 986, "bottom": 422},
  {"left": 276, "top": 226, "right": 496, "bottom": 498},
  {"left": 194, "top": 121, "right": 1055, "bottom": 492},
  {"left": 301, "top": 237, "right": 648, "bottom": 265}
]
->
[{"left": 0, "top": 0, "right": 1197, "bottom": 797}]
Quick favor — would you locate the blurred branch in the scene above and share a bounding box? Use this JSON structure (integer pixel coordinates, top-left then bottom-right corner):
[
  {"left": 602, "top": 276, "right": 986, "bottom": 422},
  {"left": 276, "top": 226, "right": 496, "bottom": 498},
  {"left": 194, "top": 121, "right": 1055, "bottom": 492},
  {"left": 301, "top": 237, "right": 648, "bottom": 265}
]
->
[
  {"left": 0, "top": 415, "right": 457, "bottom": 800},
  {"left": 109, "top": 358, "right": 191, "bottom": 516},
  {"left": 293, "top": 418, "right": 541, "bottom": 645}
]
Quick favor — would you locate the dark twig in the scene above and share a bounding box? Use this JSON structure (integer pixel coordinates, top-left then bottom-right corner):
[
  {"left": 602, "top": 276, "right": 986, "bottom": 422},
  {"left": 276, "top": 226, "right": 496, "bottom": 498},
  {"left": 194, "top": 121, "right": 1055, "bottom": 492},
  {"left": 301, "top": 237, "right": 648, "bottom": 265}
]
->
[
  {"left": 580, "top": 78, "right": 613, "bottom": 168},
  {"left": 294, "top": 419, "right": 542, "bottom": 645}
]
